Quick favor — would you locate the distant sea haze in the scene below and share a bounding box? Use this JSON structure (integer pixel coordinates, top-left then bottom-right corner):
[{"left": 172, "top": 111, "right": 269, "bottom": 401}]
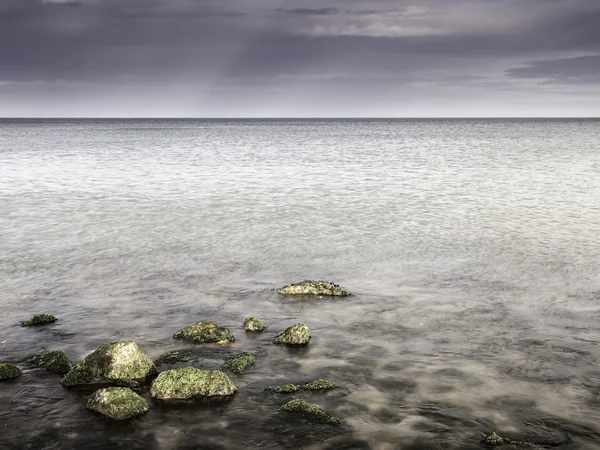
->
[{"left": 1, "top": 118, "right": 600, "bottom": 449}]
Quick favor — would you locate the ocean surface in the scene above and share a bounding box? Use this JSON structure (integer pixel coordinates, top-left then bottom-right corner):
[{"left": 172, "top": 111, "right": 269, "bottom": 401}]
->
[{"left": 1, "top": 118, "right": 600, "bottom": 450}]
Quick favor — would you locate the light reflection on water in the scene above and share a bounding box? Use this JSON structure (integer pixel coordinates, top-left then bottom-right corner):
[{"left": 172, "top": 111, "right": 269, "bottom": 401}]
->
[{"left": 1, "top": 119, "right": 600, "bottom": 449}]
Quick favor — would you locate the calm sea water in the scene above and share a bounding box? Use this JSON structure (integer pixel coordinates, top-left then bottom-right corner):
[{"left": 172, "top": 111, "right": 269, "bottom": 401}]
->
[{"left": 1, "top": 119, "right": 600, "bottom": 449}]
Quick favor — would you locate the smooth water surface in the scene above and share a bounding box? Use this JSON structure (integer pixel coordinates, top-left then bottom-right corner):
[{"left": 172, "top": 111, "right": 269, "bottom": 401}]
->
[{"left": 1, "top": 119, "right": 600, "bottom": 449}]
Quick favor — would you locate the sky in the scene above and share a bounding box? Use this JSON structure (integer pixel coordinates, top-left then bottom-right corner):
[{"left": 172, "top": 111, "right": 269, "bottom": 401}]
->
[{"left": 1, "top": 0, "right": 599, "bottom": 117}]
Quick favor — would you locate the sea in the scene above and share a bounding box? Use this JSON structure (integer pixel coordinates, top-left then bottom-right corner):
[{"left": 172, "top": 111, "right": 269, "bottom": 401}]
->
[{"left": 1, "top": 118, "right": 600, "bottom": 449}]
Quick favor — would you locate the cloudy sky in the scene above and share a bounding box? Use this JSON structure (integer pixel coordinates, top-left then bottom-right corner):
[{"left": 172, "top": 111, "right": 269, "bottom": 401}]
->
[{"left": 1, "top": 0, "right": 599, "bottom": 117}]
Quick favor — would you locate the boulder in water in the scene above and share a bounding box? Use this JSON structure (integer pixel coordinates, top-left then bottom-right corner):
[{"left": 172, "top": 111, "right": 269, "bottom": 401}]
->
[
  {"left": 223, "top": 352, "right": 256, "bottom": 374},
  {"left": 278, "top": 280, "right": 351, "bottom": 296},
  {"left": 154, "top": 350, "right": 193, "bottom": 366},
  {"left": 244, "top": 317, "right": 266, "bottom": 332},
  {"left": 86, "top": 387, "right": 149, "bottom": 420},
  {"left": 280, "top": 399, "right": 341, "bottom": 424},
  {"left": 20, "top": 314, "right": 57, "bottom": 327},
  {"left": 26, "top": 350, "right": 71, "bottom": 375},
  {"left": 265, "top": 379, "right": 337, "bottom": 393},
  {"left": 0, "top": 363, "right": 22, "bottom": 380},
  {"left": 173, "top": 321, "right": 235, "bottom": 344},
  {"left": 480, "top": 431, "right": 541, "bottom": 448},
  {"left": 273, "top": 323, "right": 311, "bottom": 346},
  {"left": 150, "top": 367, "right": 236, "bottom": 400},
  {"left": 61, "top": 340, "right": 157, "bottom": 387}
]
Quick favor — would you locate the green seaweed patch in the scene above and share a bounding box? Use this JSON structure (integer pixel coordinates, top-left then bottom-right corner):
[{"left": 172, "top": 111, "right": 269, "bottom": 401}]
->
[
  {"left": 150, "top": 367, "right": 236, "bottom": 400},
  {"left": 154, "top": 350, "right": 193, "bottom": 366},
  {"left": 280, "top": 399, "right": 341, "bottom": 425},
  {"left": 278, "top": 280, "right": 351, "bottom": 297},
  {"left": 61, "top": 340, "right": 157, "bottom": 387},
  {"left": 265, "top": 379, "right": 337, "bottom": 393},
  {"left": 26, "top": 350, "right": 71, "bottom": 375},
  {"left": 0, "top": 363, "right": 22, "bottom": 380},
  {"left": 265, "top": 383, "right": 299, "bottom": 393},
  {"left": 244, "top": 317, "right": 266, "bottom": 332},
  {"left": 480, "top": 432, "right": 539, "bottom": 448},
  {"left": 273, "top": 323, "right": 311, "bottom": 346},
  {"left": 173, "top": 321, "right": 235, "bottom": 344},
  {"left": 86, "top": 387, "right": 149, "bottom": 420},
  {"left": 20, "top": 314, "right": 57, "bottom": 327},
  {"left": 223, "top": 352, "right": 256, "bottom": 374}
]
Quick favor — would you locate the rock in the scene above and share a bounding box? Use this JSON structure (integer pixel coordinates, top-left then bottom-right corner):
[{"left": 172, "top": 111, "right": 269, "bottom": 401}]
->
[
  {"left": 26, "top": 350, "right": 71, "bottom": 375},
  {"left": 278, "top": 280, "right": 351, "bottom": 297},
  {"left": 274, "top": 323, "right": 311, "bottom": 346},
  {"left": 480, "top": 432, "right": 540, "bottom": 448},
  {"left": 20, "top": 314, "right": 57, "bottom": 327},
  {"left": 154, "top": 350, "right": 193, "bottom": 366},
  {"left": 223, "top": 352, "right": 256, "bottom": 374},
  {"left": 150, "top": 367, "right": 236, "bottom": 400},
  {"left": 280, "top": 399, "right": 341, "bottom": 424},
  {"left": 61, "top": 341, "right": 157, "bottom": 387},
  {"left": 86, "top": 387, "right": 149, "bottom": 420},
  {"left": 265, "top": 379, "right": 337, "bottom": 393},
  {"left": 0, "top": 363, "right": 22, "bottom": 380},
  {"left": 244, "top": 317, "right": 266, "bottom": 332},
  {"left": 173, "top": 321, "right": 235, "bottom": 344}
]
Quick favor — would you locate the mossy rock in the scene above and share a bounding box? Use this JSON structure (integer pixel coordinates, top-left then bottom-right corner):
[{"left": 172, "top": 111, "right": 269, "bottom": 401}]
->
[
  {"left": 173, "top": 321, "right": 235, "bottom": 344},
  {"left": 274, "top": 323, "right": 311, "bottom": 346},
  {"left": 26, "top": 350, "right": 71, "bottom": 375},
  {"left": 86, "top": 387, "right": 149, "bottom": 420},
  {"left": 223, "top": 352, "right": 256, "bottom": 374},
  {"left": 154, "top": 350, "right": 193, "bottom": 366},
  {"left": 480, "top": 432, "right": 540, "bottom": 448},
  {"left": 0, "top": 363, "right": 22, "bottom": 380},
  {"left": 278, "top": 280, "right": 351, "bottom": 297},
  {"left": 61, "top": 341, "right": 157, "bottom": 387},
  {"left": 280, "top": 399, "right": 341, "bottom": 425},
  {"left": 265, "top": 379, "right": 337, "bottom": 393},
  {"left": 20, "top": 314, "right": 57, "bottom": 327},
  {"left": 150, "top": 367, "right": 236, "bottom": 400},
  {"left": 244, "top": 317, "right": 266, "bottom": 332}
]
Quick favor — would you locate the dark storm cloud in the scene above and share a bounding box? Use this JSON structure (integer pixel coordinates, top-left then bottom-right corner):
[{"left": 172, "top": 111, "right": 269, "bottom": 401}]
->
[
  {"left": 1, "top": 0, "right": 599, "bottom": 116},
  {"left": 506, "top": 54, "right": 600, "bottom": 84}
]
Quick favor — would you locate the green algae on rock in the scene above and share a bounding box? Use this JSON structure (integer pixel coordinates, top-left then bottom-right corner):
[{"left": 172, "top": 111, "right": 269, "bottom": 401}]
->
[
  {"left": 244, "top": 317, "right": 266, "bottom": 332},
  {"left": 278, "top": 280, "right": 351, "bottom": 297},
  {"left": 265, "top": 379, "right": 337, "bottom": 393},
  {"left": 26, "top": 350, "right": 71, "bottom": 375},
  {"left": 273, "top": 323, "right": 311, "bottom": 346},
  {"left": 480, "top": 432, "right": 539, "bottom": 448},
  {"left": 154, "top": 350, "right": 193, "bottom": 366},
  {"left": 150, "top": 367, "right": 236, "bottom": 400},
  {"left": 280, "top": 399, "right": 341, "bottom": 425},
  {"left": 173, "top": 321, "right": 235, "bottom": 344},
  {"left": 223, "top": 352, "right": 256, "bottom": 374},
  {"left": 20, "top": 314, "right": 57, "bottom": 327},
  {"left": 86, "top": 387, "right": 149, "bottom": 420},
  {"left": 0, "top": 363, "right": 22, "bottom": 380},
  {"left": 61, "top": 340, "right": 157, "bottom": 387}
]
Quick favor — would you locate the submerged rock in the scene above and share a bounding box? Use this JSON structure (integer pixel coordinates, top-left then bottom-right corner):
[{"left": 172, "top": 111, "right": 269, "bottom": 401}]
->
[
  {"left": 61, "top": 341, "right": 157, "bottom": 387},
  {"left": 86, "top": 387, "right": 149, "bottom": 420},
  {"left": 20, "top": 314, "right": 57, "bottom": 327},
  {"left": 280, "top": 399, "right": 341, "bottom": 424},
  {"left": 0, "top": 363, "right": 22, "bottom": 380},
  {"left": 150, "top": 367, "right": 236, "bottom": 400},
  {"left": 274, "top": 323, "right": 311, "bottom": 346},
  {"left": 26, "top": 350, "right": 71, "bottom": 375},
  {"left": 154, "top": 350, "right": 193, "bottom": 366},
  {"left": 265, "top": 379, "right": 337, "bottom": 393},
  {"left": 173, "top": 321, "right": 235, "bottom": 344},
  {"left": 480, "top": 432, "right": 540, "bottom": 448},
  {"left": 244, "top": 317, "right": 266, "bottom": 332},
  {"left": 278, "top": 280, "right": 351, "bottom": 297},
  {"left": 223, "top": 352, "right": 256, "bottom": 374}
]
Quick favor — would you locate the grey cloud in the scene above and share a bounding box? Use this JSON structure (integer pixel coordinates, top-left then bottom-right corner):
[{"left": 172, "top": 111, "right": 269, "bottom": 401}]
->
[
  {"left": 506, "top": 54, "right": 600, "bottom": 84},
  {"left": 42, "top": 0, "right": 83, "bottom": 5},
  {"left": 275, "top": 8, "right": 339, "bottom": 16}
]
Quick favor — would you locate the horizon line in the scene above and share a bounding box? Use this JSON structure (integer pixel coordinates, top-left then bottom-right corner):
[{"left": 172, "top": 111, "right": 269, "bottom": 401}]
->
[{"left": 1, "top": 116, "right": 599, "bottom": 120}]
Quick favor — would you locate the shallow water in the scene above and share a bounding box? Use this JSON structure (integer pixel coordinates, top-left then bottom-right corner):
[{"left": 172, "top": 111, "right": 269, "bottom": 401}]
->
[{"left": 1, "top": 118, "right": 600, "bottom": 449}]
